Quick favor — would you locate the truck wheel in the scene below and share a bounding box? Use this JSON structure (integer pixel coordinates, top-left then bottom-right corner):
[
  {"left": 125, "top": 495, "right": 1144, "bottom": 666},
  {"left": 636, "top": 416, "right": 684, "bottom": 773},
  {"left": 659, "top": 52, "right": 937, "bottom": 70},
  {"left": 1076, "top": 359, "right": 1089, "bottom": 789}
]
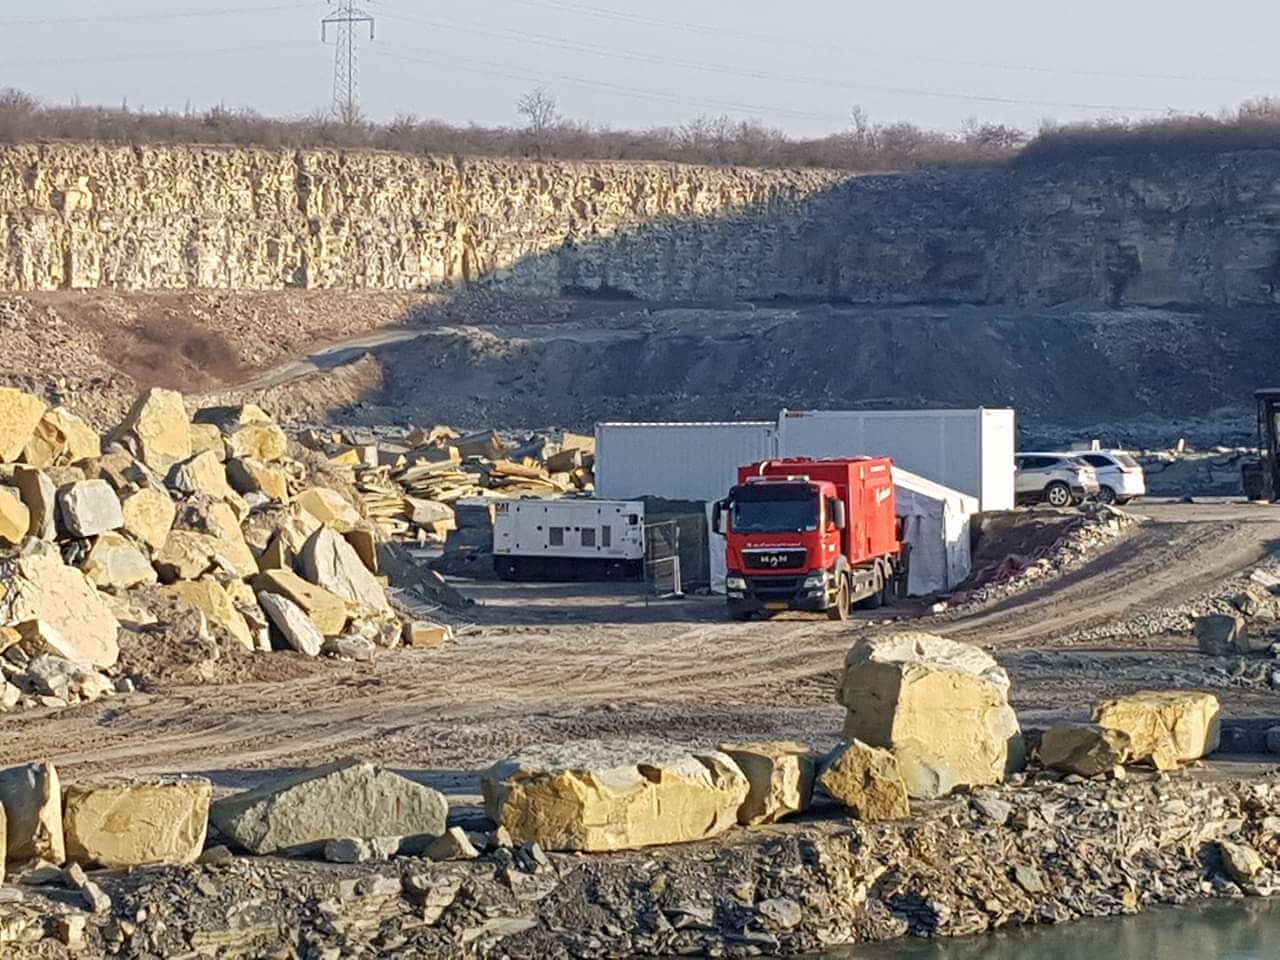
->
[
  {"left": 1097, "top": 485, "right": 1117, "bottom": 505},
  {"left": 1044, "top": 482, "right": 1072, "bottom": 508},
  {"left": 859, "top": 566, "right": 886, "bottom": 610},
  {"left": 828, "top": 575, "right": 851, "bottom": 621}
]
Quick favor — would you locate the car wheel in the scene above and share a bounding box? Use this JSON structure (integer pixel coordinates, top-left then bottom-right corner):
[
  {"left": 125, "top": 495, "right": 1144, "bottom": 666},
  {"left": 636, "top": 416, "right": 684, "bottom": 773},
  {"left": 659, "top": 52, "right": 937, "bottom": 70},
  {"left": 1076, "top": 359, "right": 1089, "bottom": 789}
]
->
[
  {"left": 1097, "top": 485, "right": 1117, "bottom": 505},
  {"left": 828, "top": 575, "right": 851, "bottom": 621},
  {"left": 1044, "top": 482, "right": 1072, "bottom": 508}
]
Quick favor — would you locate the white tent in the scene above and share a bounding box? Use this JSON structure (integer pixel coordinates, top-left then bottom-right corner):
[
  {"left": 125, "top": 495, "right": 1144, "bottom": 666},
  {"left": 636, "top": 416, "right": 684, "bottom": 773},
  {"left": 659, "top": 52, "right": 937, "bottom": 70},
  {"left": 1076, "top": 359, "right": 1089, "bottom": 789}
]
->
[{"left": 893, "top": 466, "right": 978, "bottom": 596}]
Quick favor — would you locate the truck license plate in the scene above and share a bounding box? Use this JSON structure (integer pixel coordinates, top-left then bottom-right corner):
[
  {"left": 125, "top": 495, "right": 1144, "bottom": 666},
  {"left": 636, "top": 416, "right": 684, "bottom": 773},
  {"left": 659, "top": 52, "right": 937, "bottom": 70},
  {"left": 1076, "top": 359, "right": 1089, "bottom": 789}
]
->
[{"left": 766, "top": 602, "right": 788, "bottom": 611}]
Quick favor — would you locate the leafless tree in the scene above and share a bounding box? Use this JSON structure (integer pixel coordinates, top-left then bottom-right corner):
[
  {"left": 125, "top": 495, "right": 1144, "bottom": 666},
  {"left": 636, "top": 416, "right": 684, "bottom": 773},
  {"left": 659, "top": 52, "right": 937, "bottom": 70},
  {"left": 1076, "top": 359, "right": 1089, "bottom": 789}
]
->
[{"left": 516, "top": 86, "right": 560, "bottom": 136}]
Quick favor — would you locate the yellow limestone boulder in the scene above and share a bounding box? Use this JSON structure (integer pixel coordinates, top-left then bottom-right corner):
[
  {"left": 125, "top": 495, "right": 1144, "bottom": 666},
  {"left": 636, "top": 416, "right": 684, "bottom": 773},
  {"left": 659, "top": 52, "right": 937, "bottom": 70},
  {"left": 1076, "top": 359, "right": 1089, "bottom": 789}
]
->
[
  {"left": 0, "top": 388, "right": 47, "bottom": 463},
  {"left": 167, "top": 450, "right": 236, "bottom": 501},
  {"left": 818, "top": 740, "right": 911, "bottom": 821},
  {"left": 226, "top": 457, "right": 289, "bottom": 501},
  {"left": 82, "top": 532, "right": 158, "bottom": 590},
  {"left": 1093, "top": 691, "right": 1221, "bottom": 771},
  {"left": 2, "top": 547, "right": 120, "bottom": 668},
  {"left": 188, "top": 423, "right": 226, "bottom": 460},
  {"left": 0, "top": 761, "right": 65, "bottom": 864},
  {"left": 296, "top": 487, "right": 363, "bottom": 533},
  {"left": 482, "top": 740, "right": 750, "bottom": 852},
  {"left": 114, "top": 388, "right": 192, "bottom": 471},
  {"left": 23, "top": 407, "right": 100, "bottom": 468},
  {"left": 718, "top": 741, "right": 815, "bottom": 826},
  {"left": 0, "top": 487, "right": 30, "bottom": 545},
  {"left": 120, "top": 487, "right": 176, "bottom": 552},
  {"left": 253, "top": 569, "right": 349, "bottom": 637},
  {"left": 836, "top": 632, "right": 1025, "bottom": 798},
  {"left": 226, "top": 423, "right": 288, "bottom": 463},
  {"left": 62, "top": 777, "right": 212, "bottom": 868},
  {"left": 165, "top": 580, "right": 255, "bottom": 651},
  {"left": 1039, "top": 723, "right": 1132, "bottom": 776}
]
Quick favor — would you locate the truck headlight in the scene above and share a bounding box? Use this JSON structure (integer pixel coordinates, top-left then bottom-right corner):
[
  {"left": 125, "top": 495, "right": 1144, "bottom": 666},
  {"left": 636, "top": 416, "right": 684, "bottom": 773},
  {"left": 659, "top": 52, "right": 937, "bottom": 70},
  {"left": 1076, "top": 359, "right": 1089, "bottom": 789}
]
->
[
  {"left": 802, "top": 572, "right": 826, "bottom": 589},
  {"left": 726, "top": 576, "right": 747, "bottom": 591}
]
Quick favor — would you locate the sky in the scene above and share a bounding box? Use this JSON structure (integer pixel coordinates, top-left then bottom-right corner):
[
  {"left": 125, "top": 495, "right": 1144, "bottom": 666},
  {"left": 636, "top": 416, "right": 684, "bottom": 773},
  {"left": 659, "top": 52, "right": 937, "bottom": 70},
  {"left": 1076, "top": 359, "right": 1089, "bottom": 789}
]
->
[{"left": 3, "top": 0, "right": 1280, "bottom": 136}]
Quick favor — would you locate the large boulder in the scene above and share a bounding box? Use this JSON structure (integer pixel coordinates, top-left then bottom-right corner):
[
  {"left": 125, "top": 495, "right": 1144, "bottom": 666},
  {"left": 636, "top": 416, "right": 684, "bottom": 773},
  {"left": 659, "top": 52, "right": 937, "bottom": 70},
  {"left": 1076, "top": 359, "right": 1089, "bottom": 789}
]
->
[
  {"left": 23, "top": 408, "right": 100, "bottom": 468},
  {"left": 119, "top": 487, "right": 176, "bottom": 552},
  {"left": 167, "top": 451, "right": 236, "bottom": 502},
  {"left": 254, "top": 569, "right": 349, "bottom": 636},
  {"left": 2, "top": 548, "right": 120, "bottom": 668},
  {"left": 227, "top": 458, "right": 289, "bottom": 501},
  {"left": 300, "top": 526, "right": 391, "bottom": 613},
  {"left": 1039, "top": 723, "right": 1132, "bottom": 776},
  {"left": 114, "top": 388, "right": 192, "bottom": 471},
  {"left": 818, "top": 740, "right": 911, "bottom": 821},
  {"left": 718, "top": 741, "right": 815, "bottom": 826},
  {"left": 1194, "top": 614, "right": 1246, "bottom": 657},
  {"left": 57, "top": 480, "right": 125, "bottom": 538},
  {"left": 0, "top": 487, "right": 29, "bottom": 545},
  {"left": 13, "top": 467, "right": 56, "bottom": 540},
  {"left": 1093, "top": 691, "right": 1221, "bottom": 771},
  {"left": 836, "top": 632, "right": 1024, "bottom": 798},
  {"left": 82, "top": 532, "right": 158, "bottom": 590},
  {"left": 166, "top": 581, "right": 255, "bottom": 651},
  {"left": 296, "top": 488, "right": 363, "bottom": 533},
  {"left": 0, "top": 761, "right": 65, "bottom": 864},
  {"left": 482, "top": 740, "right": 749, "bottom": 852},
  {"left": 226, "top": 423, "right": 288, "bottom": 463},
  {"left": 62, "top": 777, "right": 212, "bottom": 868},
  {"left": 174, "top": 498, "right": 255, "bottom": 577},
  {"left": 0, "top": 388, "right": 47, "bottom": 463},
  {"left": 257, "top": 592, "right": 323, "bottom": 656},
  {"left": 153, "top": 530, "right": 223, "bottom": 583},
  {"left": 209, "top": 759, "right": 447, "bottom": 856}
]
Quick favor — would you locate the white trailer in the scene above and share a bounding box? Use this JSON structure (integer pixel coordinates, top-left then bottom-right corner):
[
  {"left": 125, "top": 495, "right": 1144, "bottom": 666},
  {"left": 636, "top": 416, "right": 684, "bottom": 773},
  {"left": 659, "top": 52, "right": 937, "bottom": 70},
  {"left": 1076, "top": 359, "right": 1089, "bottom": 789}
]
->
[
  {"left": 492, "top": 498, "right": 646, "bottom": 580},
  {"left": 775, "top": 408, "right": 1015, "bottom": 511},
  {"left": 595, "top": 421, "right": 776, "bottom": 503}
]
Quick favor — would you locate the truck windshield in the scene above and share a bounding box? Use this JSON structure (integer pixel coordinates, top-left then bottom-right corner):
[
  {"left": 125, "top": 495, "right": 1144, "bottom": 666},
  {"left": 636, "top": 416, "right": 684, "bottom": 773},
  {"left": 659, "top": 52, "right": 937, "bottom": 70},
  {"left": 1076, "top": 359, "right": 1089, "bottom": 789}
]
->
[{"left": 731, "top": 487, "right": 819, "bottom": 533}]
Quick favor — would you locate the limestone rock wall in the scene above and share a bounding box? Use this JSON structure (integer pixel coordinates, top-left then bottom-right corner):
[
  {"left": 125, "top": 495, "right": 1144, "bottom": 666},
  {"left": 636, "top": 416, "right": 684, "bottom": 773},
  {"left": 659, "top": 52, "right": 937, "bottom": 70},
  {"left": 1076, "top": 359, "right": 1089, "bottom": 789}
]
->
[{"left": 3, "top": 142, "right": 1280, "bottom": 307}]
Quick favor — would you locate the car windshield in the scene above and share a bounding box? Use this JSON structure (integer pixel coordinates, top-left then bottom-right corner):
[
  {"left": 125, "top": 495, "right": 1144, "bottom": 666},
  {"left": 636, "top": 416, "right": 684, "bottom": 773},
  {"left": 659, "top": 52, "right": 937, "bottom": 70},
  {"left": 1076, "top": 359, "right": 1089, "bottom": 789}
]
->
[
  {"left": 731, "top": 487, "right": 819, "bottom": 533},
  {"left": 1114, "top": 452, "right": 1140, "bottom": 468}
]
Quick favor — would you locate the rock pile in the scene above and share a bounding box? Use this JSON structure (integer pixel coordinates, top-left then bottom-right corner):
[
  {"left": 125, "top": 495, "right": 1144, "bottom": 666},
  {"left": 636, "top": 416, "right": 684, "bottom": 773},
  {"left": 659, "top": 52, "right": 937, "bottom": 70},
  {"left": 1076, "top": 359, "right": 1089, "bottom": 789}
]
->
[
  {"left": 957, "top": 504, "right": 1140, "bottom": 608},
  {"left": 0, "top": 387, "right": 449, "bottom": 714}
]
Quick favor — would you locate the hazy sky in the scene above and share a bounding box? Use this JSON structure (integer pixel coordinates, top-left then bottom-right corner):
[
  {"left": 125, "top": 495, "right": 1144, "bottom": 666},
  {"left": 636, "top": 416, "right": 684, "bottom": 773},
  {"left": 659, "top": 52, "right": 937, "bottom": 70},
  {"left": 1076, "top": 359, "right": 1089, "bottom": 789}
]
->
[{"left": 5, "top": 0, "right": 1280, "bottom": 136}]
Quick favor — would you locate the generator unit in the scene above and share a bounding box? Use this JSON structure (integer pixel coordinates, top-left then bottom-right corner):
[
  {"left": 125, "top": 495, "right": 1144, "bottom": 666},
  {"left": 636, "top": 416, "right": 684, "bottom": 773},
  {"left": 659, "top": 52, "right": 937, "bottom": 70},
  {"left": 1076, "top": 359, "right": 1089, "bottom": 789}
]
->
[{"left": 493, "top": 499, "right": 646, "bottom": 581}]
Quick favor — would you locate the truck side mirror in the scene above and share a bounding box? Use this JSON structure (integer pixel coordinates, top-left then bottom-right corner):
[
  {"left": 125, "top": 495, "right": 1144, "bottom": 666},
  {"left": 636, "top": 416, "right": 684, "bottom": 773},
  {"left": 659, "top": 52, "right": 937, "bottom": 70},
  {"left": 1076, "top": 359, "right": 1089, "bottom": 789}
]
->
[
  {"left": 831, "top": 499, "right": 847, "bottom": 530},
  {"left": 711, "top": 500, "right": 728, "bottom": 535}
]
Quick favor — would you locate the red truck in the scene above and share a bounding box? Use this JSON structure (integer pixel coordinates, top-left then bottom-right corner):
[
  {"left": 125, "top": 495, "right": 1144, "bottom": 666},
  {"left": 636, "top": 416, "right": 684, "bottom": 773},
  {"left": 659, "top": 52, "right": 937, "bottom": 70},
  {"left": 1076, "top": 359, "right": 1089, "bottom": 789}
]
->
[{"left": 712, "top": 457, "right": 902, "bottom": 621}]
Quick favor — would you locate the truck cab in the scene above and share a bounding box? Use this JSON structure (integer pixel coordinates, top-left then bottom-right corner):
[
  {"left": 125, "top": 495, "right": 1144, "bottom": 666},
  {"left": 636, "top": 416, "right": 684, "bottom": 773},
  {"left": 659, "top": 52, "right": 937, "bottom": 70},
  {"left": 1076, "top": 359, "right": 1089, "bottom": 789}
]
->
[{"left": 713, "top": 458, "right": 900, "bottom": 621}]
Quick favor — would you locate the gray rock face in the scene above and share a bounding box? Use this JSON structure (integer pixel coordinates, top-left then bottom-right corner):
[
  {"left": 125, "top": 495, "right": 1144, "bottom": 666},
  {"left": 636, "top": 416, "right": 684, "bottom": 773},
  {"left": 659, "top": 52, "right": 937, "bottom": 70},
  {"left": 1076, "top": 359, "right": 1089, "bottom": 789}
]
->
[
  {"left": 300, "top": 527, "right": 390, "bottom": 613},
  {"left": 256, "top": 592, "right": 323, "bottom": 657},
  {"left": 208, "top": 759, "right": 447, "bottom": 856},
  {"left": 1194, "top": 614, "right": 1246, "bottom": 656},
  {"left": 57, "top": 480, "right": 124, "bottom": 538}
]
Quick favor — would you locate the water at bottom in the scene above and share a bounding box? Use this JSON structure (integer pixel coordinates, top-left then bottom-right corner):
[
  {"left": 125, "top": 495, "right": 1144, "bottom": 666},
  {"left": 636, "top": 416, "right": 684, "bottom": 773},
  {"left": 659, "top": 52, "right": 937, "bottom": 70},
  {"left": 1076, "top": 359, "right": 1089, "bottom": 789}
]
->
[{"left": 822, "top": 899, "right": 1280, "bottom": 960}]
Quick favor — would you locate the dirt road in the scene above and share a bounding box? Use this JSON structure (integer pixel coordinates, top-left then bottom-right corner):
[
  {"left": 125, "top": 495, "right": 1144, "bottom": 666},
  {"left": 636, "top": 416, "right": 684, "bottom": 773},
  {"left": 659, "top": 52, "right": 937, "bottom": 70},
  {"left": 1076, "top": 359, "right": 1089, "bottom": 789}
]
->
[{"left": 3, "top": 501, "right": 1278, "bottom": 801}]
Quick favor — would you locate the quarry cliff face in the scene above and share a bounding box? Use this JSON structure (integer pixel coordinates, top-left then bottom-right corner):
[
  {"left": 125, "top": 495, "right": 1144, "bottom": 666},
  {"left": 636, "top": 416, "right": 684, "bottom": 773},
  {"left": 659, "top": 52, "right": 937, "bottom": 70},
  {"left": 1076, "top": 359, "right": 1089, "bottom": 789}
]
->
[{"left": 3, "top": 142, "right": 1280, "bottom": 308}]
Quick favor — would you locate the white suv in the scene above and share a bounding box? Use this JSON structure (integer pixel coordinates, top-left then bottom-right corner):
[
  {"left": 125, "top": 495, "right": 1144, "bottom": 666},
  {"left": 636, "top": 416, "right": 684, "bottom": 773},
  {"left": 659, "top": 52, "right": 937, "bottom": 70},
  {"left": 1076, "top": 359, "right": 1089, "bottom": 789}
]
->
[
  {"left": 1074, "top": 451, "right": 1146, "bottom": 505},
  {"left": 1015, "top": 453, "right": 1101, "bottom": 507}
]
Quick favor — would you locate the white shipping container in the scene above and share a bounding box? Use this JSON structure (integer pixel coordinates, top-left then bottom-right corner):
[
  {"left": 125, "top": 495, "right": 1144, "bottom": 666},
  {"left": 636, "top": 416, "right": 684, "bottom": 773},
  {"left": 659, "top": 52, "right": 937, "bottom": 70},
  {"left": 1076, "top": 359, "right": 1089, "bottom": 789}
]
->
[
  {"left": 594, "top": 422, "right": 776, "bottom": 503},
  {"left": 775, "top": 409, "right": 1014, "bottom": 511}
]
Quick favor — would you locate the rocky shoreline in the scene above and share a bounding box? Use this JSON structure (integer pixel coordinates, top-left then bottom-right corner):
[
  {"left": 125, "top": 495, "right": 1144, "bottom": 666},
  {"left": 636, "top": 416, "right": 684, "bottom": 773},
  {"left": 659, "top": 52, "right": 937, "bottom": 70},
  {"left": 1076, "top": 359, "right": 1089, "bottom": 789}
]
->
[{"left": 3, "top": 767, "right": 1279, "bottom": 958}]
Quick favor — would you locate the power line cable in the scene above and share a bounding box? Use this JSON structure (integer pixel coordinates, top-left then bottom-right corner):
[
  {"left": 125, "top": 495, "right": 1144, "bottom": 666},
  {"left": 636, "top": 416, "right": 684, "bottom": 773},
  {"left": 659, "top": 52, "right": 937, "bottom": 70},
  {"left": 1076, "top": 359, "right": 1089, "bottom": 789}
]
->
[
  {"left": 379, "top": 11, "right": 1170, "bottom": 113},
  {"left": 1, "top": 42, "right": 315, "bottom": 70},
  {"left": 375, "top": 44, "right": 853, "bottom": 123},
  {"left": 497, "top": 0, "right": 1280, "bottom": 88},
  {"left": 0, "top": 3, "right": 313, "bottom": 27}
]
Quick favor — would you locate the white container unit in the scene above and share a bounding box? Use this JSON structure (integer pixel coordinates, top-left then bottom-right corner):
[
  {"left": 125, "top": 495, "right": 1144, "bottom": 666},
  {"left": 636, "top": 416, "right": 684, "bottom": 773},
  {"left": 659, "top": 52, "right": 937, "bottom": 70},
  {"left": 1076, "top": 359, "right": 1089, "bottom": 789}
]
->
[
  {"left": 594, "top": 422, "right": 776, "bottom": 503},
  {"left": 775, "top": 409, "right": 1015, "bottom": 511},
  {"left": 492, "top": 499, "right": 646, "bottom": 580}
]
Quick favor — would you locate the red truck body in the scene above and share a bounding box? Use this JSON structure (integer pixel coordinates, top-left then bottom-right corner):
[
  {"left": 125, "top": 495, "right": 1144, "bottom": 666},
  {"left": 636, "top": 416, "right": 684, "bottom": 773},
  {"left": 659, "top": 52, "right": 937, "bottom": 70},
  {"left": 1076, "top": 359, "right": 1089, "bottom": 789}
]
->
[{"left": 716, "top": 457, "right": 901, "bottom": 620}]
